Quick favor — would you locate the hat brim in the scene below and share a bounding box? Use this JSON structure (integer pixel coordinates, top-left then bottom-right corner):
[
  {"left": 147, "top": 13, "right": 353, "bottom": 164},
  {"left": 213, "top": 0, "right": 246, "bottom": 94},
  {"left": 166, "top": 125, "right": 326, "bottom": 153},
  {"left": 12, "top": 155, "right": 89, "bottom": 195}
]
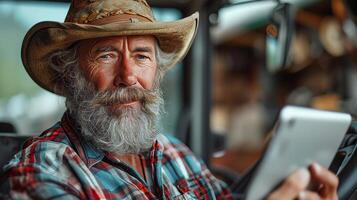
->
[{"left": 22, "top": 12, "right": 199, "bottom": 96}]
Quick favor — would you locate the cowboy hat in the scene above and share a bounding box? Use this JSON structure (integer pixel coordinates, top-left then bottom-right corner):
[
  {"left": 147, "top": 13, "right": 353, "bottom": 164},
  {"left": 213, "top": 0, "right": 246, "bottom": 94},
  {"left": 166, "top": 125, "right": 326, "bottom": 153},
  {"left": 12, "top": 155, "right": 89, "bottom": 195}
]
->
[{"left": 22, "top": 0, "right": 199, "bottom": 96}]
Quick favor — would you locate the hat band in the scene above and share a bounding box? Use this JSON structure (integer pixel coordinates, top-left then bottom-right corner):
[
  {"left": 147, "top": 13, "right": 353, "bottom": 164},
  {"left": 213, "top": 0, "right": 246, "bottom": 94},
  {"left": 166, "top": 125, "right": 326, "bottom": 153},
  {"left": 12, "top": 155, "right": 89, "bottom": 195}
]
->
[{"left": 89, "top": 13, "right": 153, "bottom": 25}]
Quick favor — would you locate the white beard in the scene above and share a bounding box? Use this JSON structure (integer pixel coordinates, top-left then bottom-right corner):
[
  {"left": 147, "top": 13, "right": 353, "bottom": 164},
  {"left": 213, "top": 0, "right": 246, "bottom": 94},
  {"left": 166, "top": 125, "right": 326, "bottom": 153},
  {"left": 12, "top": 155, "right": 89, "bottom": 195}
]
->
[{"left": 65, "top": 67, "right": 163, "bottom": 154}]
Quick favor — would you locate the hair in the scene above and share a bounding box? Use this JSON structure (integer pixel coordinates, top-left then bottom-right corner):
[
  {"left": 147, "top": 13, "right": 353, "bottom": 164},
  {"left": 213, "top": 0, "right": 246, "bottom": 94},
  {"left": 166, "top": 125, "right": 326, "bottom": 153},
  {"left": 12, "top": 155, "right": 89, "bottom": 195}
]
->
[
  {"left": 49, "top": 40, "right": 174, "bottom": 95},
  {"left": 49, "top": 43, "right": 80, "bottom": 97},
  {"left": 48, "top": 39, "right": 173, "bottom": 154}
]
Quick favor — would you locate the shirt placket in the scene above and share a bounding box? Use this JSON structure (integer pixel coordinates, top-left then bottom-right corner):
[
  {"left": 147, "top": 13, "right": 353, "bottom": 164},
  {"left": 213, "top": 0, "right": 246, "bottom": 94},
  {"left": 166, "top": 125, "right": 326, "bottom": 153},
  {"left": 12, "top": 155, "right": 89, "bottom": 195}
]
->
[
  {"left": 103, "top": 154, "right": 157, "bottom": 199},
  {"left": 150, "top": 140, "right": 166, "bottom": 199},
  {"left": 104, "top": 154, "right": 148, "bottom": 184}
]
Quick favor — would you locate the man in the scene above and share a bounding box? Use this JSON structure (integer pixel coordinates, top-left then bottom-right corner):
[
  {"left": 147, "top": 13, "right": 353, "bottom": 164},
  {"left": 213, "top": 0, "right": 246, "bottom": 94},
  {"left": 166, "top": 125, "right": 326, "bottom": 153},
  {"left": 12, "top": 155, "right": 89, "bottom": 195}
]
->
[{"left": 1, "top": 0, "right": 338, "bottom": 199}]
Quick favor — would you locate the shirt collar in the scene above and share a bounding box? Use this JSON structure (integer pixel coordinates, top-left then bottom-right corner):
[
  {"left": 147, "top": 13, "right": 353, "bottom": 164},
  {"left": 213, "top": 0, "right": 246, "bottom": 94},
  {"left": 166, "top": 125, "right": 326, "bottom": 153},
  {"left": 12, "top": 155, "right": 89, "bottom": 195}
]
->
[{"left": 61, "top": 111, "right": 104, "bottom": 168}]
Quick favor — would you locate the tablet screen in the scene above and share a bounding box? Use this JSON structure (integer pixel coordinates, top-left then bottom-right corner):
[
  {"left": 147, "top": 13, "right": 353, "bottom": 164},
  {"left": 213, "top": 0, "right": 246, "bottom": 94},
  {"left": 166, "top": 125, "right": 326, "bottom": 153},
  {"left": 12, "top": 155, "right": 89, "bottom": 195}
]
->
[{"left": 245, "top": 106, "right": 351, "bottom": 200}]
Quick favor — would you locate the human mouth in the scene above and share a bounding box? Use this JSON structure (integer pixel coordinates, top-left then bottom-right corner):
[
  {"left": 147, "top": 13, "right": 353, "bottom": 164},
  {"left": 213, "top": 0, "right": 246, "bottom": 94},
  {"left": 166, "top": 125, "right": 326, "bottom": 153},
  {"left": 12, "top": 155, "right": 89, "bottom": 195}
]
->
[
  {"left": 110, "top": 101, "right": 140, "bottom": 109},
  {"left": 120, "top": 101, "right": 139, "bottom": 106}
]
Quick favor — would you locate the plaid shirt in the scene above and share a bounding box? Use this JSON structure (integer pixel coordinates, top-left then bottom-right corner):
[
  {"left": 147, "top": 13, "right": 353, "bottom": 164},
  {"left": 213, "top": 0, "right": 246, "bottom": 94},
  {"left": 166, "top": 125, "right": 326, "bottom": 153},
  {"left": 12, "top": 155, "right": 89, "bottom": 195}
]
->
[{"left": 1, "top": 113, "right": 233, "bottom": 200}]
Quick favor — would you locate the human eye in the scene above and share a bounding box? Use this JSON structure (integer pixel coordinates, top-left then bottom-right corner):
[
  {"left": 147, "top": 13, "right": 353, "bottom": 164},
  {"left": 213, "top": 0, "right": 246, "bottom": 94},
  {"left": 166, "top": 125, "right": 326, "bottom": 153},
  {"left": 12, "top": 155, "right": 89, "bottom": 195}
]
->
[
  {"left": 136, "top": 54, "right": 151, "bottom": 62},
  {"left": 96, "top": 53, "right": 117, "bottom": 63}
]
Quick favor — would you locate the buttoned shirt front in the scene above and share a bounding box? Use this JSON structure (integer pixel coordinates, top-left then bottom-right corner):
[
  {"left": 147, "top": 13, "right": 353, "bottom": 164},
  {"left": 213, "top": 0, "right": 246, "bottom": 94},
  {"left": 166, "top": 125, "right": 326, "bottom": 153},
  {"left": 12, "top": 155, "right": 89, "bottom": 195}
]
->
[{"left": 1, "top": 113, "right": 233, "bottom": 199}]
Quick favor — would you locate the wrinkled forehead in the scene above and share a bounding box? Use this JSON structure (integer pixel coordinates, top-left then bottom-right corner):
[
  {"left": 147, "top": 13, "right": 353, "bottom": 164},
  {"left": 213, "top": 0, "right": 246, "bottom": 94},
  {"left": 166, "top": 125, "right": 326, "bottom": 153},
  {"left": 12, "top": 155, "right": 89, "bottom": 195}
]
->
[{"left": 78, "top": 35, "right": 157, "bottom": 52}]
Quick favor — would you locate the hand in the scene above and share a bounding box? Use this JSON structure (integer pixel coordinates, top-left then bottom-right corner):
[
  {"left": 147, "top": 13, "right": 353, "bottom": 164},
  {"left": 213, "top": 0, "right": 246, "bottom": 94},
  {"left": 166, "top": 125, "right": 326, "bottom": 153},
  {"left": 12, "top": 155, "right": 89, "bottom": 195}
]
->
[{"left": 266, "top": 163, "right": 339, "bottom": 200}]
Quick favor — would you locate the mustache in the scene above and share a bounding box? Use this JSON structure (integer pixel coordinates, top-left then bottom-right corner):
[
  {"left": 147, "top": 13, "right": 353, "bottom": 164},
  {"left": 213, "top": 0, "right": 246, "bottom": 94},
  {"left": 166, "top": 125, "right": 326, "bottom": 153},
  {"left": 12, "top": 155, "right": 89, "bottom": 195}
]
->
[{"left": 92, "top": 87, "right": 159, "bottom": 106}]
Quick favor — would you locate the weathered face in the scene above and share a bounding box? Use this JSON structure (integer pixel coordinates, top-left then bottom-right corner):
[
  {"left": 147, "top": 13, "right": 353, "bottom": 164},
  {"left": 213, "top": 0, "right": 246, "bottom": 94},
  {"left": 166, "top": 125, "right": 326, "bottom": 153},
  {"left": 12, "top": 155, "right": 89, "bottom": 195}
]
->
[
  {"left": 67, "top": 35, "right": 162, "bottom": 154},
  {"left": 78, "top": 35, "right": 157, "bottom": 109}
]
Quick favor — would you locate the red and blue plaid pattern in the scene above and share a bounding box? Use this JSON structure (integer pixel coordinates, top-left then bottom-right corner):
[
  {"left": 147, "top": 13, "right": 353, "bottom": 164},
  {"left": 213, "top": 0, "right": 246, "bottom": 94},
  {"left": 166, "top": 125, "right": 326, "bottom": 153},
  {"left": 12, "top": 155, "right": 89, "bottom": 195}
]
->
[{"left": 1, "top": 113, "right": 233, "bottom": 199}]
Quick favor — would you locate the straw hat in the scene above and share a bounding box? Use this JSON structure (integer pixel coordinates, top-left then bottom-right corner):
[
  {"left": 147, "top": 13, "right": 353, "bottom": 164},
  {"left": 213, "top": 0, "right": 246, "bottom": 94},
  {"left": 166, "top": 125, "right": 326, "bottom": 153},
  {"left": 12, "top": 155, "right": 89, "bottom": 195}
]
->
[{"left": 22, "top": 0, "right": 199, "bottom": 95}]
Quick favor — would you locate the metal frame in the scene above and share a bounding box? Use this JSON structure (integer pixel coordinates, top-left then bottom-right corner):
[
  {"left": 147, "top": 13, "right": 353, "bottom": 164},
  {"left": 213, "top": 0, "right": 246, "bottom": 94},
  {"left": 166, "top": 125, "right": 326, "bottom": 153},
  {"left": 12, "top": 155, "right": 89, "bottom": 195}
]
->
[{"left": 181, "top": 0, "right": 224, "bottom": 166}]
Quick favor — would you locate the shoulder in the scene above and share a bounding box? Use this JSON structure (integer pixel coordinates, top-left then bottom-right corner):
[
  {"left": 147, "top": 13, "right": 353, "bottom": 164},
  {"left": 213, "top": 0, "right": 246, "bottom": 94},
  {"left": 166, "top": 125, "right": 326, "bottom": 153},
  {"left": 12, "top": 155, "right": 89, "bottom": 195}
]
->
[
  {"left": 157, "top": 134, "right": 196, "bottom": 159},
  {"left": 4, "top": 122, "right": 77, "bottom": 173},
  {"left": 157, "top": 134, "right": 233, "bottom": 198},
  {"left": 24, "top": 122, "right": 72, "bottom": 147},
  {"left": 1, "top": 123, "right": 103, "bottom": 199},
  {"left": 157, "top": 134, "right": 205, "bottom": 175}
]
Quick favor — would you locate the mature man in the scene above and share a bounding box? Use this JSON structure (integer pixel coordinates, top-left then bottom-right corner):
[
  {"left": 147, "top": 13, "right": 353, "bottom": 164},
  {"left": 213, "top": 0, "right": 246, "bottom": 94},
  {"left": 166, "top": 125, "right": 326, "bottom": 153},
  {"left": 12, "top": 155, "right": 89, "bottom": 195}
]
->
[{"left": 1, "top": 0, "right": 339, "bottom": 199}]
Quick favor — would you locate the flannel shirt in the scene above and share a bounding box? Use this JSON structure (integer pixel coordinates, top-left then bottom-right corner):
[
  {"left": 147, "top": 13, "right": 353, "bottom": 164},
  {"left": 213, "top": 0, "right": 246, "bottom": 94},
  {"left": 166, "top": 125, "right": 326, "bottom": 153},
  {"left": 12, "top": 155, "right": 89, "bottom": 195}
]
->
[{"left": 1, "top": 113, "right": 233, "bottom": 199}]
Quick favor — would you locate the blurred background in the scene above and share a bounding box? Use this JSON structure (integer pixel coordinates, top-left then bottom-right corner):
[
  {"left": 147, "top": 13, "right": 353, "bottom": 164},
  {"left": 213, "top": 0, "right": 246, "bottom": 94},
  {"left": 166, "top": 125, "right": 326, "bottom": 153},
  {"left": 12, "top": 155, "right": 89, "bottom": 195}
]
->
[{"left": 1, "top": 0, "right": 357, "bottom": 184}]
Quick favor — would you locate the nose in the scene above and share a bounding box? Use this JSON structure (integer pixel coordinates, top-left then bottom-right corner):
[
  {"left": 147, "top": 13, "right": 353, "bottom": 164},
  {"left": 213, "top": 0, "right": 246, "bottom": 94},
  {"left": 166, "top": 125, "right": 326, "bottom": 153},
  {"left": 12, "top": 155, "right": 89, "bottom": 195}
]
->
[{"left": 114, "top": 55, "right": 137, "bottom": 87}]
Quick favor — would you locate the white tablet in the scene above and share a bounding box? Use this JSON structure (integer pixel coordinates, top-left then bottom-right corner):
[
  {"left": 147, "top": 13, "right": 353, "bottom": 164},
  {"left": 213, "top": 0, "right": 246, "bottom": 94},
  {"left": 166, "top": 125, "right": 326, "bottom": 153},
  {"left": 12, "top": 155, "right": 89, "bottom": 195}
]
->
[{"left": 245, "top": 106, "right": 352, "bottom": 200}]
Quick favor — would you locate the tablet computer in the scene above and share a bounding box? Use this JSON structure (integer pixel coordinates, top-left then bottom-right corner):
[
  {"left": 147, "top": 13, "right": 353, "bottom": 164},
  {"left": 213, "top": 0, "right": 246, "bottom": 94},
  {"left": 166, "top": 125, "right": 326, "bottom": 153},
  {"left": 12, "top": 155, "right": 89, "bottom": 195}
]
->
[{"left": 245, "top": 106, "right": 352, "bottom": 200}]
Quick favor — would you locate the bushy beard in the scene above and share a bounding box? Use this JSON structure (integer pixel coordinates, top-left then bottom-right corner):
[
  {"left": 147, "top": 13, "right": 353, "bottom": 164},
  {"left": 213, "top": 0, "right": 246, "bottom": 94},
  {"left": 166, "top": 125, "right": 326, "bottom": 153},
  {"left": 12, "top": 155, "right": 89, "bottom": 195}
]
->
[{"left": 65, "top": 67, "right": 163, "bottom": 155}]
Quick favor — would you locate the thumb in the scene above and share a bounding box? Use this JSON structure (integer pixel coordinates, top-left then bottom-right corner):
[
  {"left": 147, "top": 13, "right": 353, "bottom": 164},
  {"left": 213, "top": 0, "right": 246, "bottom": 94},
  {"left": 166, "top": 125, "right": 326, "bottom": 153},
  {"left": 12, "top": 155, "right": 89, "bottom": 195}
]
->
[{"left": 267, "top": 168, "right": 310, "bottom": 200}]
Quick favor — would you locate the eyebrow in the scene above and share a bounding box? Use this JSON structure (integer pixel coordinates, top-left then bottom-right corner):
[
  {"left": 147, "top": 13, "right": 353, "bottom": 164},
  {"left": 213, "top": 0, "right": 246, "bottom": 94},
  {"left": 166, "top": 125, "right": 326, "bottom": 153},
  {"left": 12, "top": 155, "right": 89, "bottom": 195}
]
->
[
  {"left": 93, "top": 46, "right": 154, "bottom": 54},
  {"left": 94, "top": 46, "right": 118, "bottom": 53},
  {"left": 132, "top": 46, "right": 154, "bottom": 53}
]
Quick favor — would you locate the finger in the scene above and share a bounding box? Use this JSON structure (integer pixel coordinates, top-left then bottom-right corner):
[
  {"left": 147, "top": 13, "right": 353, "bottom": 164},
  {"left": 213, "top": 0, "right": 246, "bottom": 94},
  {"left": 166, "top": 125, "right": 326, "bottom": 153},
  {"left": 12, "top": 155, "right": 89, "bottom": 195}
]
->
[
  {"left": 309, "top": 163, "right": 338, "bottom": 198},
  {"left": 266, "top": 168, "right": 310, "bottom": 200},
  {"left": 298, "top": 191, "right": 320, "bottom": 200}
]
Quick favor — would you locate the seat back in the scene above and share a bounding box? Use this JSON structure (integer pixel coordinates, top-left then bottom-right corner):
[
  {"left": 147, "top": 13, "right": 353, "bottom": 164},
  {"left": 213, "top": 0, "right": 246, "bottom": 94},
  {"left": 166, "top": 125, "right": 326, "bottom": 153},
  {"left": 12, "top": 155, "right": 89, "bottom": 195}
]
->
[
  {"left": 331, "top": 121, "right": 357, "bottom": 200},
  {"left": 0, "top": 122, "right": 17, "bottom": 133}
]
